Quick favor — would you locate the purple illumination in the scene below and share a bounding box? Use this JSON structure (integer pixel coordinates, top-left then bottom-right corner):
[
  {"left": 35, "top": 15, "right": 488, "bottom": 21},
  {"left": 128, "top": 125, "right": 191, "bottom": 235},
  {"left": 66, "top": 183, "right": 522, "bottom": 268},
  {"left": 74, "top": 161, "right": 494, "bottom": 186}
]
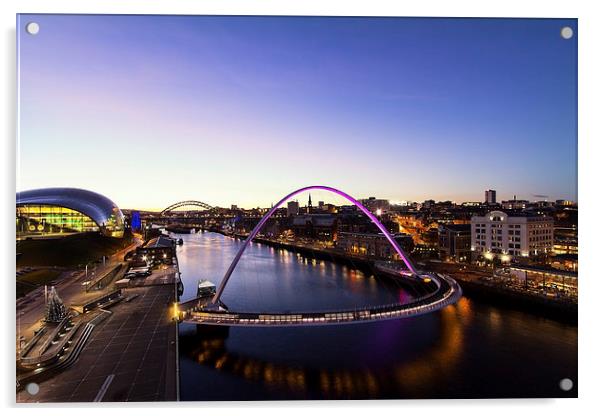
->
[{"left": 212, "top": 185, "right": 417, "bottom": 304}]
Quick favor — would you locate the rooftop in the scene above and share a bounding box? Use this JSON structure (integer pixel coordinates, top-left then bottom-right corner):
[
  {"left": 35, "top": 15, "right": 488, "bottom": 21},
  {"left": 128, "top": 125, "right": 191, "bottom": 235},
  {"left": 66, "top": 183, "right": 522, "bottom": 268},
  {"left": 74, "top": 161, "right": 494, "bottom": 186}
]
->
[
  {"left": 143, "top": 235, "right": 175, "bottom": 249},
  {"left": 440, "top": 223, "right": 471, "bottom": 232}
]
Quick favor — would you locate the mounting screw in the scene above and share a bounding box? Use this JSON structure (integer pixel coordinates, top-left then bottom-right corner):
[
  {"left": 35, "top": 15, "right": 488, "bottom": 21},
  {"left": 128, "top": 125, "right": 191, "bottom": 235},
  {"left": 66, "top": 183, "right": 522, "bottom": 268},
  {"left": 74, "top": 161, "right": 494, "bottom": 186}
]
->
[{"left": 26, "top": 22, "right": 40, "bottom": 35}]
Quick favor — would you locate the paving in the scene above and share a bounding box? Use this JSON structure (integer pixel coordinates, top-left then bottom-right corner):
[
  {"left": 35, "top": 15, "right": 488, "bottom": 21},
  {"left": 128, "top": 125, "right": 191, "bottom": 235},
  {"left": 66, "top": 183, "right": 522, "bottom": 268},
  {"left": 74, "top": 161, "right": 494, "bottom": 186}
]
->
[
  {"left": 17, "top": 238, "right": 142, "bottom": 343},
  {"left": 17, "top": 285, "right": 178, "bottom": 403},
  {"left": 127, "top": 266, "right": 178, "bottom": 287}
]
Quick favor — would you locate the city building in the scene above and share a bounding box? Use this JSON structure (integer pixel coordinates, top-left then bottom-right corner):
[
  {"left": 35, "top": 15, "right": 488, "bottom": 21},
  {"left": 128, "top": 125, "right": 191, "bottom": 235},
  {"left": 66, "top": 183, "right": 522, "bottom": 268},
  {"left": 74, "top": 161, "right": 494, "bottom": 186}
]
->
[
  {"left": 130, "top": 210, "right": 142, "bottom": 231},
  {"left": 501, "top": 197, "right": 528, "bottom": 210},
  {"left": 422, "top": 199, "right": 436, "bottom": 209},
  {"left": 471, "top": 210, "right": 554, "bottom": 262},
  {"left": 485, "top": 189, "right": 497, "bottom": 205},
  {"left": 360, "top": 197, "right": 390, "bottom": 214},
  {"left": 337, "top": 232, "right": 414, "bottom": 260},
  {"left": 287, "top": 200, "right": 300, "bottom": 216},
  {"left": 550, "top": 254, "right": 578, "bottom": 272},
  {"left": 291, "top": 214, "right": 338, "bottom": 241},
  {"left": 321, "top": 203, "right": 338, "bottom": 213},
  {"left": 554, "top": 236, "right": 578, "bottom": 256},
  {"left": 553, "top": 207, "right": 577, "bottom": 255},
  {"left": 505, "top": 265, "right": 577, "bottom": 294},
  {"left": 134, "top": 234, "right": 176, "bottom": 266},
  {"left": 338, "top": 212, "right": 375, "bottom": 234},
  {"left": 438, "top": 223, "right": 471, "bottom": 262},
  {"left": 16, "top": 188, "right": 125, "bottom": 238}
]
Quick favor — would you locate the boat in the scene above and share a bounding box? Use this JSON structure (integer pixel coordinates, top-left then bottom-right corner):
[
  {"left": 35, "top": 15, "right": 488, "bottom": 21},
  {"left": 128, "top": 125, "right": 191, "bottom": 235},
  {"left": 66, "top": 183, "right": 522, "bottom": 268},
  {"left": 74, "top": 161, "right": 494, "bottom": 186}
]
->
[{"left": 197, "top": 279, "right": 216, "bottom": 298}]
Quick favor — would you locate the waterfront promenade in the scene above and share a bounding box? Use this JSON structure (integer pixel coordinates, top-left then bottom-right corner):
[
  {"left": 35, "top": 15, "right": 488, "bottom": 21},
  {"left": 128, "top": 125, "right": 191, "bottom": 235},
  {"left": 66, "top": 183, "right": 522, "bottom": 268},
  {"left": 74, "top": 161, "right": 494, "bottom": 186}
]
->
[
  {"left": 17, "top": 285, "right": 178, "bottom": 402},
  {"left": 202, "top": 228, "right": 576, "bottom": 320},
  {"left": 16, "top": 236, "right": 180, "bottom": 402}
]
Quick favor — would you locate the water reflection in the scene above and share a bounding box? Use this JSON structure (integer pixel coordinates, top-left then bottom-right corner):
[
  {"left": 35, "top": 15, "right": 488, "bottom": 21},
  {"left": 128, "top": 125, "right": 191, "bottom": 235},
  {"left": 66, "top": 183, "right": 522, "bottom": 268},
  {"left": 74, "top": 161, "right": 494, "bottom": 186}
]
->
[
  {"left": 177, "top": 232, "right": 577, "bottom": 400},
  {"left": 181, "top": 299, "right": 470, "bottom": 399},
  {"left": 175, "top": 232, "right": 411, "bottom": 313}
]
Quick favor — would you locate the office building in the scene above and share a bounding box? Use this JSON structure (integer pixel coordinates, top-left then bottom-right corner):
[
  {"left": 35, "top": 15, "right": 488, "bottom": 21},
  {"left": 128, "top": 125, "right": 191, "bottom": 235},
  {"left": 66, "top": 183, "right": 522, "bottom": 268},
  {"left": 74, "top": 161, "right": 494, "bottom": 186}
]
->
[
  {"left": 485, "top": 189, "right": 497, "bottom": 205},
  {"left": 438, "top": 223, "right": 471, "bottom": 262},
  {"left": 471, "top": 210, "right": 554, "bottom": 262}
]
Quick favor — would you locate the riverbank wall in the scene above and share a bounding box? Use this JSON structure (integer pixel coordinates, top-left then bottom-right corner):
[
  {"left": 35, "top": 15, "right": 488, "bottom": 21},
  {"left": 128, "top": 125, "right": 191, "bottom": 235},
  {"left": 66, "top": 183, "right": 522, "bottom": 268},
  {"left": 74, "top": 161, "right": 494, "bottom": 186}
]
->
[{"left": 200, "top": 228, "right": 578, "bottom": 323}]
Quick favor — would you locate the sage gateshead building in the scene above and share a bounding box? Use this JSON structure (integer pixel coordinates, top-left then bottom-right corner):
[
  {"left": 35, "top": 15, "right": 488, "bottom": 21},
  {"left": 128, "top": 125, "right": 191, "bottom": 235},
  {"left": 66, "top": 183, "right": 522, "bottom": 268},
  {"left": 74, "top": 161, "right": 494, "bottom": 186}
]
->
[{"left": 16, "top": 188, "right": 125, "bottom": 238}]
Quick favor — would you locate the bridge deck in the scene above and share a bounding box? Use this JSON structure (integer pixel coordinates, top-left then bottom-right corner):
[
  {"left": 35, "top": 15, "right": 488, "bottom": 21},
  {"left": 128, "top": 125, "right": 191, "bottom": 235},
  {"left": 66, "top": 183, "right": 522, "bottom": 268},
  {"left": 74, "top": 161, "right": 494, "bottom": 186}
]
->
[{"left": 179, "top": 273, "right": 462, "bottom": 327}]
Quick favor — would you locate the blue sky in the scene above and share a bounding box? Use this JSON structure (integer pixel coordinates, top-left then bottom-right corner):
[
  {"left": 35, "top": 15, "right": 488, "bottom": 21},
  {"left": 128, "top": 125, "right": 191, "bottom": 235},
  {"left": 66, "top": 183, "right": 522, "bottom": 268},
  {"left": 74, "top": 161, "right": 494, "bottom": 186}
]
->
[{"left": 17, "top": 15, "right": 577, "bottom": 209}]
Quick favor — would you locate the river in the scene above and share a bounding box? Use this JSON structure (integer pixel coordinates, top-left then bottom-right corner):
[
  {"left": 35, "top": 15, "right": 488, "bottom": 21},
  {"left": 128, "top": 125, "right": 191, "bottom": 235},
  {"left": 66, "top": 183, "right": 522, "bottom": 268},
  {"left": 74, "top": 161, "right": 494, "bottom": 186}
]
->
[{"left": 175, "top": 231, "right": 577, "bottom": 400}]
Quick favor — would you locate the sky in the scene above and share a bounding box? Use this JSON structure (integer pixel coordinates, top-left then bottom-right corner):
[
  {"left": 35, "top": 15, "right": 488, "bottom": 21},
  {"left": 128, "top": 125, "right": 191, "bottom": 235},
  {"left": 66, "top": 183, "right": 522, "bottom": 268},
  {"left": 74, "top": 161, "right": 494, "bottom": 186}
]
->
[{"left": 17, "top": 15, "right": 577, "bottom": 210}]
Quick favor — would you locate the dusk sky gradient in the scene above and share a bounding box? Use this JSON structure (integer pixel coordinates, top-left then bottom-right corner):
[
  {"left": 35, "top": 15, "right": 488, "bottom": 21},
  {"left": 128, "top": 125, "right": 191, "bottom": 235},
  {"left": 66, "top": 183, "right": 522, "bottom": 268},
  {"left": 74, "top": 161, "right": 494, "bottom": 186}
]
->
[{"left": 17, "top": 15, "right": 577, "bottom": 210}]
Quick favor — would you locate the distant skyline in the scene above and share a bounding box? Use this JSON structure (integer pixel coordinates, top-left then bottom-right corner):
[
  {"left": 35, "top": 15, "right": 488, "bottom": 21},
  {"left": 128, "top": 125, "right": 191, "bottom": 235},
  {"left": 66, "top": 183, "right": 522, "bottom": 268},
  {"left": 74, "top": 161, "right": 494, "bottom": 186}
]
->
[{"left": 17, "top": 15, "right": 577, "bottom": 210}]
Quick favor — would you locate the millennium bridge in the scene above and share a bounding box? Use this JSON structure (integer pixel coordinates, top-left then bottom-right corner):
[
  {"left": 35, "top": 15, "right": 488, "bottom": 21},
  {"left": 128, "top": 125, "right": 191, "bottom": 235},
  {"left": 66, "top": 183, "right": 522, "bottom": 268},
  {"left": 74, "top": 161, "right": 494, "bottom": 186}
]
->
[{"left": 177, "top": 185, "right": 463, "bottom": 327}]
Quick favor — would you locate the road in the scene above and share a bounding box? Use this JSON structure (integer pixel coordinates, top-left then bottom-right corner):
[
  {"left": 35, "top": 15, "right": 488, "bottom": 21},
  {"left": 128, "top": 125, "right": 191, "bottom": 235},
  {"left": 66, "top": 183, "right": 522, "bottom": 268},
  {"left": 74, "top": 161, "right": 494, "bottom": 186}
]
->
[{"left": 16, "top": 236, "right": 143, "bottom": 351}]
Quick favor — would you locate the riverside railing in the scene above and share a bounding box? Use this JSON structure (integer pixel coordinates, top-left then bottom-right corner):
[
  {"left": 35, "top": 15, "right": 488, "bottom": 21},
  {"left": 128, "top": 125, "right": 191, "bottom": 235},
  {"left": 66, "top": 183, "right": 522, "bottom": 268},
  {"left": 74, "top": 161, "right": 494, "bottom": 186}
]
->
[{"left": 182, "top": 273, "right": 462, "bottom": 326}]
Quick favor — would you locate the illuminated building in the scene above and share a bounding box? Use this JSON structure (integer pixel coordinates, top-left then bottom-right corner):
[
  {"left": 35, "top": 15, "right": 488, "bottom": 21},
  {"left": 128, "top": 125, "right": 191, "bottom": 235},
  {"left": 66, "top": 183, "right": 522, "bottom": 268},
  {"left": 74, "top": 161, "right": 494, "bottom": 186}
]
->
[
  {"left": 554, "top": 237, "right": 578, "bottom": 255},
  {"left": 501, "top": 197, "right": 528, "bottom": 210},
  {"left": 16, "top": 188, "right": 125, "bottom": 238},
  {"left": 135, "top": 235, "right": 176, "bottom": 266},
  {"left": 359, "top": 197, "right": 390, "bottom": 214},
  {"left": 471, "top": 210, "right": 554, "bottom": 262},
  {"left": 438, "top": 224, "right": 471, "bottom": 262},
  {"left": 553, "top": 206, "right": 577, "bottom": 255},
  {"left": 130, "top": 210, "right": 142, "bottom": 231},
  {"left": 506, "top": 265, "right": 577, "bottom": 292},
  {"left": 337, "top": 232, "right": 413, "bottom": 259},
  {"left": 550, "top": 254, "right": 578, "bottom": 272}
]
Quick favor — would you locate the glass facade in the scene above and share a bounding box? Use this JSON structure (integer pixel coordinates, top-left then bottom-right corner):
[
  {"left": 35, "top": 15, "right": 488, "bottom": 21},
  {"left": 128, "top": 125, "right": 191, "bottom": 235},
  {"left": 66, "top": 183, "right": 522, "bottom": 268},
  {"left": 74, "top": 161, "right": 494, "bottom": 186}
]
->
[
  {"left": 105, "top": 208, "right": 125, "bottom": 237},
  {"left": 16, "top": 188, "right": 125, "bottom": 238},
  {"left": 17, "top": 205, "right": 100, "bottom": 236}
]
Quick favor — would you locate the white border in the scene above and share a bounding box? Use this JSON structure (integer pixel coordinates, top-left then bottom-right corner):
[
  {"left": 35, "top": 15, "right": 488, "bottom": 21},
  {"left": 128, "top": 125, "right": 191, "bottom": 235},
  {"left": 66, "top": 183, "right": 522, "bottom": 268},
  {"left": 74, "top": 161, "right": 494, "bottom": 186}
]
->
[{"left": 2, "top": 1, "right": 601, "bottom": 415}]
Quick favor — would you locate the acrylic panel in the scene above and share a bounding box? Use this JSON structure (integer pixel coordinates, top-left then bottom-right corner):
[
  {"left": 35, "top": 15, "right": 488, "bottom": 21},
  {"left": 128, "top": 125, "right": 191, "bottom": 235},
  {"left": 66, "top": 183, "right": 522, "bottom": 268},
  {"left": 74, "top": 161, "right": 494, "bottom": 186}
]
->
[{"left": 15, "top": 14, "right": 578, "bottom": 402}]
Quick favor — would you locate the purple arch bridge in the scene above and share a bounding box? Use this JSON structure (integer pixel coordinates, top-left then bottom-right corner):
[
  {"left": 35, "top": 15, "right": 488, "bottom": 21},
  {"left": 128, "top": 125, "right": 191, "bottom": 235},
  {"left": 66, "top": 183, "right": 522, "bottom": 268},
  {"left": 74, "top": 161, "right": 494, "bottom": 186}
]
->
[{"left": 211, "top": 185, "right": 417, "bottom": 305}]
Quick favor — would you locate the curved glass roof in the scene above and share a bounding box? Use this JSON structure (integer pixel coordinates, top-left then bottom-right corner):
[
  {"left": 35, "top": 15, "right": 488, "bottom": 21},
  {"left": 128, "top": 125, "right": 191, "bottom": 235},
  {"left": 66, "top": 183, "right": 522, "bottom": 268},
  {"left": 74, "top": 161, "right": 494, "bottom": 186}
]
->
[{"left": 16, "top": 188, "right": 125, "bottom": 235}]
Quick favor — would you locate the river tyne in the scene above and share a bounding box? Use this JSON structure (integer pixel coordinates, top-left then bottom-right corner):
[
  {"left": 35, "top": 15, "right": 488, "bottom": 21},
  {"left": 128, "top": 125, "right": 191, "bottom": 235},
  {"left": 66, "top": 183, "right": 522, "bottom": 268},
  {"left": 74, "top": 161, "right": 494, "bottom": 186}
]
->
[{"left": 175, "top": 231, "right": 577, "bottom": 400}]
